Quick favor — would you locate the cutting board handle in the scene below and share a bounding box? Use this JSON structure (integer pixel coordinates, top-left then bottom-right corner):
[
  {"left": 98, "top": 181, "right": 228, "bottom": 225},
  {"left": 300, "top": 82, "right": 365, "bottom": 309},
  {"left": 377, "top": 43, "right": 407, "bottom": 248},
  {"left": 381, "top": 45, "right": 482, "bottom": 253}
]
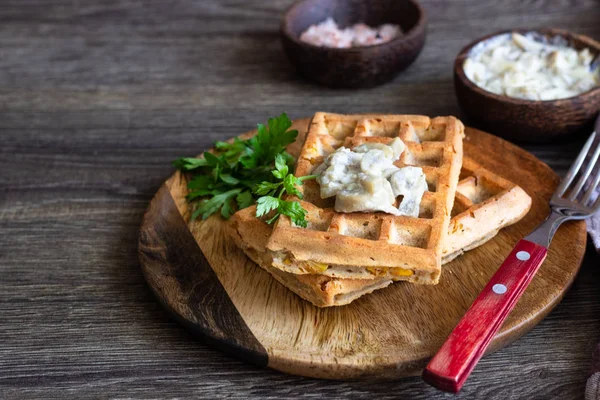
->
[{"left": 422, "top": 239, "right": 548, "bottom": 393}]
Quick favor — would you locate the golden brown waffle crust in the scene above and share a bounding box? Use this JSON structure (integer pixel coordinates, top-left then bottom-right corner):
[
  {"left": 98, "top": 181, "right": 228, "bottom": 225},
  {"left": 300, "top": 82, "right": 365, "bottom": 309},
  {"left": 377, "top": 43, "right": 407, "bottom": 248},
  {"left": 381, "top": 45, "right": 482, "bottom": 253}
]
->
[
  {"left": 227, "top": 156, "right": 531, "bottom": 307},
  {"left": 265, "top": 112, "right": 465, "bottom": 284},
  {"left": 226, "top": 212, "right": 392, "bottom": 307},
  {"left": 443, "top": 157, "right": 531, "bottom": 259}
]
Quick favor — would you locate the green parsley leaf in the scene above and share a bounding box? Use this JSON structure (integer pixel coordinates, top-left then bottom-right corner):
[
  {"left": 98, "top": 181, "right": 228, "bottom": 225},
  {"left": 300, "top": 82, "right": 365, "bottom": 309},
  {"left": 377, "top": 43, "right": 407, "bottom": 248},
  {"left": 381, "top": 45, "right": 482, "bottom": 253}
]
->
[
  {"left": 192, "top": 188, "right": 241, "bottom": 221},
  {"left": 172, "top": 157, "right": 210, "bottom": 171},
  {"left": 203, "top": 151, "right": 222, "bottom": 167},
  {"left": 240, "top": 113, "right": 298, "bottom": 169},
  {"left": 236, "top": 190, "right": 254, "bottom": 210},
  {"left": 214, "top": 141, "right": 230, "bottom": 150},
  {"left": 267, "top": 113, "right": 298, "bottom": 149},
  {"left": 187, "top": 175, "right": 214, "bottom": 190},
  {"left": 283, "top": 173, "right": 303, "bottom": 199},
  {"left": 215, "top": 137, "right": 248, "bottom": 166},
  {"left": 219, "top": 173, "right": 240, "bottom": 185},
  {"left": 187, "top": 189, "right": 215, "bottom": 201},
  {"left": 212, "top": 162, "right": 221, "bottom": 182},
  {"left": 279, "top": 200, "right": 309, "bottom": 228},
  {"left": 221, "top": 196, "right": 235, "bottom": 219},
  {"left": 272, "top": 153, "right": 289, "bottom": 179},
  {"left": 256, "top": 196, "right": 280, "bottom": 217},
  {"left": 253, "top": 181, "right": 281, "bottom": 196},
  {"left": 215, "top": 138, "right": 244, "bottom": 153},
  {"left": 274, "top": 153, "right": 288, "bottom": 173}
]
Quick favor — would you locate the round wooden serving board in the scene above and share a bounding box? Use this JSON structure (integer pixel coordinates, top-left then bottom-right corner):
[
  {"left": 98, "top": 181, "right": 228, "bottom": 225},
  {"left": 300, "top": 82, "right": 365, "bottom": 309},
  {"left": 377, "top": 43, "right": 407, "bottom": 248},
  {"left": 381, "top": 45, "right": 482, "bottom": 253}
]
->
[{"left": 138, "top": 118, "right": 587, "bottom": 380}]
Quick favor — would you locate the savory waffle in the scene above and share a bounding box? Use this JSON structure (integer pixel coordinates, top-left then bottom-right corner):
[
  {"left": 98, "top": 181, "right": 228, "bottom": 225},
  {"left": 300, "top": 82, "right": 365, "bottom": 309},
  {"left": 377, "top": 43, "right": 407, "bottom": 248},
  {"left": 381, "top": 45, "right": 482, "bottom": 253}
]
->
[
  {"left": 265, "top": 113, "right": 464, "bottom": 284},
  {"left": 228, "top": 157, "right": 531, "bottom": 306}
]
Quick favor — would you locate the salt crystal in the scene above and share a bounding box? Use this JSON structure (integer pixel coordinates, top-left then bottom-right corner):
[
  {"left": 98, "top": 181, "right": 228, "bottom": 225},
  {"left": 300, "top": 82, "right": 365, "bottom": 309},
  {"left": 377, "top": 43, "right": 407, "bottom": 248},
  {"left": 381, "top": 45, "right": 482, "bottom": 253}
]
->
[{"left": 299, "top": 18, "right": 402, "bottom": 48}]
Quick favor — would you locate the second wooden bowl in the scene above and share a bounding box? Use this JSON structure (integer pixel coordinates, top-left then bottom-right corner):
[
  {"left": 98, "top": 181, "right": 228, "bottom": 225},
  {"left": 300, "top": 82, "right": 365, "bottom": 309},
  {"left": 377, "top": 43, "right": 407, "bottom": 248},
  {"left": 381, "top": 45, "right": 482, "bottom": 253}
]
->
[
  {"left": 454, "top": 29, "right": 600, "bottom": 143},
  {"left": 281, "top": 0, "right": 427, "bottom": 88}
]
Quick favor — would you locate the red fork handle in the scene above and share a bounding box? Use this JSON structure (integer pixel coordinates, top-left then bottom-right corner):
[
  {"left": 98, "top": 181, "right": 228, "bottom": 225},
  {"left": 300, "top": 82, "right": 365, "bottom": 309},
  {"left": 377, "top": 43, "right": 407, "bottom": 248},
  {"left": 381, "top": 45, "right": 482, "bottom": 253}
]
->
[{"left": 422, "top": 239, "right": 548, "bottom": 393}]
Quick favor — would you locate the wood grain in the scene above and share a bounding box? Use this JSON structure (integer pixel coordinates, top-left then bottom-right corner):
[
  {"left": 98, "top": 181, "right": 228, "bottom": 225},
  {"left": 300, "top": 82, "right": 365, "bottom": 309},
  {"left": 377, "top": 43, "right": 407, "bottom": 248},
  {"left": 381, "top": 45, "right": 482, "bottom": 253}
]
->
[
  {"left": 139, "top": 119, "right": 586, "bottom": 380},
  {"left": 1, "top": 0, "right": 599, "bottom": 398},
  {"left": 139, "top": 182, "right": 268, "bottom": 367}
]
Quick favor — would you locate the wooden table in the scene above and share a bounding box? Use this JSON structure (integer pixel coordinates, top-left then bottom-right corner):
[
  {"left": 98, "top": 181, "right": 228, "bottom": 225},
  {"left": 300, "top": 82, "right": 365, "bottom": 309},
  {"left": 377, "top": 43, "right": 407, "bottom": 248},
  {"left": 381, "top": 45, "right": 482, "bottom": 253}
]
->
[{"left": 1, "top": 1, "right": 599, "bottom": 399}]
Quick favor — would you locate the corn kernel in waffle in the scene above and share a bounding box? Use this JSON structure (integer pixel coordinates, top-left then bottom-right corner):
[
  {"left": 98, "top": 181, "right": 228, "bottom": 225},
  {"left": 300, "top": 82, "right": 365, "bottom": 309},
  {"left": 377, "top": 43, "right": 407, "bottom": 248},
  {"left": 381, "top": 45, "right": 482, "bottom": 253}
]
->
[
  {"left": 265, "top": 113, "right": 464, "bottom": 284},
  {"left": 229, "top": 157, "right": 531, "bottom": 306}
]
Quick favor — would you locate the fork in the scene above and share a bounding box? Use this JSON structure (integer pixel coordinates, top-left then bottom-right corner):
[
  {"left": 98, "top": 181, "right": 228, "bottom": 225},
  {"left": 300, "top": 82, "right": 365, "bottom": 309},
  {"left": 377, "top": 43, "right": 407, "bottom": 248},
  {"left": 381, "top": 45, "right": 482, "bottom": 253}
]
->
[{"left": 423, "top": 130, "right": 600, "bottom": 393}]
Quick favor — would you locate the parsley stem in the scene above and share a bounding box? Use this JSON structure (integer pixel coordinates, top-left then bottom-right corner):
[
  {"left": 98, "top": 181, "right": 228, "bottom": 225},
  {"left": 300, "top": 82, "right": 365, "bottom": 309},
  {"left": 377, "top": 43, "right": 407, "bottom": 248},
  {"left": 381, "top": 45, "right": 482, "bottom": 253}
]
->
[{"left": 299, "top": 175, "right": 318, "bottom": 181}]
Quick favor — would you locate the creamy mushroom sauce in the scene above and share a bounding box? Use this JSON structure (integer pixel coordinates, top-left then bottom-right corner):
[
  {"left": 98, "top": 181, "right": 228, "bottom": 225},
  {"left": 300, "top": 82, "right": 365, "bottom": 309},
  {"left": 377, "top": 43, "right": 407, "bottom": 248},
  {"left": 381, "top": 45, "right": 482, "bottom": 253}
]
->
[
  {"left": 313, "top": 138, "right": 427, "bottom": 217},
  {"left": 463, "top": 33, "right": 599, "bottom": 100}
]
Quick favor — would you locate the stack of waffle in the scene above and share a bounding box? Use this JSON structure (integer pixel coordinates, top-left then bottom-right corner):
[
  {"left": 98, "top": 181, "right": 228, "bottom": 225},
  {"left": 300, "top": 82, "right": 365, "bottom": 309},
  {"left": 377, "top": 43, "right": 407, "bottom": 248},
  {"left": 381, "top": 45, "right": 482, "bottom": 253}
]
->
[{"left": 227, "top": 112, "right": 532, "bottom": 307}]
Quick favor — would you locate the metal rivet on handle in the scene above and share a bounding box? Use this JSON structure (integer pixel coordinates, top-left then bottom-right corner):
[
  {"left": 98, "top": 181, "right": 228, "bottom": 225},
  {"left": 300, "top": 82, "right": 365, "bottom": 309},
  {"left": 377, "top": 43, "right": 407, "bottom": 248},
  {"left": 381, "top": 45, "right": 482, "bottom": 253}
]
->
[
  {"left": 516, "top": 251, "right": 530, "bottom": 261},
  {"left": 492, "top": 284, "right": 507, "bottom": 294}
]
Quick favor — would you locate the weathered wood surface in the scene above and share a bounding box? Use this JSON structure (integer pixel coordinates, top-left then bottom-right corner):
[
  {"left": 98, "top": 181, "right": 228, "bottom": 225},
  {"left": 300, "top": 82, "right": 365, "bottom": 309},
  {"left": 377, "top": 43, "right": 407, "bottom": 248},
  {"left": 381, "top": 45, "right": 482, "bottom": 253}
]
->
[{"left": 0, "top": 0, "right": 599, "bottom": 399}]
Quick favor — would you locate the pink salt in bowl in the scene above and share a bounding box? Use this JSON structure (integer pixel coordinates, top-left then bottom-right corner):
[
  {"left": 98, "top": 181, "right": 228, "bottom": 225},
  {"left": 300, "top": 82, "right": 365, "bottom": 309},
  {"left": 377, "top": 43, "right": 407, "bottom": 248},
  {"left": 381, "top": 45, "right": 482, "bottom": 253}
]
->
[{"left": 280, "top": 0, "right": 427, "bottom": 88}]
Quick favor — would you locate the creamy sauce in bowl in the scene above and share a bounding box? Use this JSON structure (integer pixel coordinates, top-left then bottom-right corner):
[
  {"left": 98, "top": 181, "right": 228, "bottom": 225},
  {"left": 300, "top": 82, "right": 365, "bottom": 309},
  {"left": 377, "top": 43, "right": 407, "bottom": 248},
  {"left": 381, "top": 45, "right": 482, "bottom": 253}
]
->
[{"left": 463, "top": 32, "right": 599, "bottom": 101}]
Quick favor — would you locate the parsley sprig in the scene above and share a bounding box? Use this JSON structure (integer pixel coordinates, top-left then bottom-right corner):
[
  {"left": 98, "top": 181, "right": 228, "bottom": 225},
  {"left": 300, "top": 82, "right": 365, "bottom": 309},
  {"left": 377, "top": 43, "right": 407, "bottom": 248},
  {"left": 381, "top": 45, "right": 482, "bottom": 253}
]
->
[
  {"left": 254, "top": 154, "right": 317, "bottom": 227},
  {"left": 172, "top": 113, "right": 316, "bottom": 225}
]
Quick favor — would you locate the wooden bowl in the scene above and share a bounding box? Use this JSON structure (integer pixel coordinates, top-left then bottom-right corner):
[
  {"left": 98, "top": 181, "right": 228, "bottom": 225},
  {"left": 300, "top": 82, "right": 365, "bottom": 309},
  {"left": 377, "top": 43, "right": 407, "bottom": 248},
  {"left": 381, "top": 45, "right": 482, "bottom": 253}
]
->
[
  {"left": 454, "top": 29, "right": 600, "bottom": 143},
  {"left": 281, "top": 0, "right": 427, "bottom": 88}
]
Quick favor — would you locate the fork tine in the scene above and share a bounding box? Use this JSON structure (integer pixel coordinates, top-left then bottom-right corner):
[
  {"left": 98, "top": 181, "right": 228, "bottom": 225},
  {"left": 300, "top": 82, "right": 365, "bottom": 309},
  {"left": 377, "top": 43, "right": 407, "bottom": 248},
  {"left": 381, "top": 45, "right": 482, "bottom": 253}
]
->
[
  {"left": 556, "top": 132, "right": 596, "bottom": 197},
  {"left": 582, "top": 168, "right": 600, "bottom": 205},
  {"left": 567, "top": 137, "right": 600, "bottom": 201}
]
